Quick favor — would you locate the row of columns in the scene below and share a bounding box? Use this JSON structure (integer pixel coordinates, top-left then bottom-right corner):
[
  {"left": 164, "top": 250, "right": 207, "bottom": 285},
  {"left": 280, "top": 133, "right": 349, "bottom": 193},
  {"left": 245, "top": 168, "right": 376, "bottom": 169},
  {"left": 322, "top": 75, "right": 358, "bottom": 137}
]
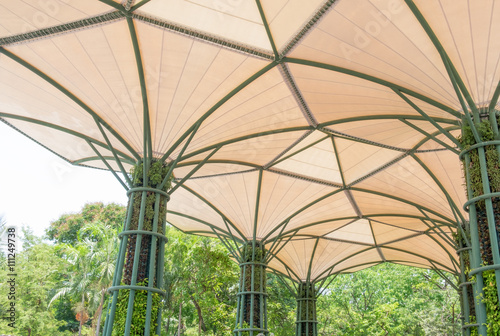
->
[{"left": 101, "top": 110, "right": 500, "bottom": 335}]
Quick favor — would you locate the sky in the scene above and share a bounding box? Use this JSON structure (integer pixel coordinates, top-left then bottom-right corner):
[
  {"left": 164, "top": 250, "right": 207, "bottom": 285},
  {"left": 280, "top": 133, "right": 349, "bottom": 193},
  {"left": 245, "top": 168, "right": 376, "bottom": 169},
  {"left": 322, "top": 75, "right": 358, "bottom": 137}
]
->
[{"left": 0, "top": 121, "right": 128, "bottom": 237}]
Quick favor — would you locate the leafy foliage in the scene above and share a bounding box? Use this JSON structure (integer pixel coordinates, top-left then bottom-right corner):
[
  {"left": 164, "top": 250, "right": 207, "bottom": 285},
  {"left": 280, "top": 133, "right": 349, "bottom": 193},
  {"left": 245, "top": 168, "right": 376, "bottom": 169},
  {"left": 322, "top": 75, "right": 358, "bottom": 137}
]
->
[
  {"left": 316, "top": 263, "right": 460, "bottom": 336},
  {"left": 0, "top": 205, "right": 465, "bottom": 335},
  {"left": 46, "top": 202, "right": 125, "bottom": 245},
  {"left": 458, "top": 117, "right": 500, "bottom": 333},
  {"left": 482, "top": 270, "right": 500, "bottom": 335},
  {"left": 0, "top": 229, "right": 71, "bottom": 335},
  {"left": 111, "top": 279, "right": 162, "bottom": 336}
]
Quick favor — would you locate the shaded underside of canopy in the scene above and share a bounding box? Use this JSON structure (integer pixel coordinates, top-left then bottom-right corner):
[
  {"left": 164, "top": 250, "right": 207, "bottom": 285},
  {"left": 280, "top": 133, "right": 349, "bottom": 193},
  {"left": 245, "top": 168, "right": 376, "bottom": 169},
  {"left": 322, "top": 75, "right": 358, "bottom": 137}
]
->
[{"left": 1, "top": 0, "right": 498, "bottom": 277}]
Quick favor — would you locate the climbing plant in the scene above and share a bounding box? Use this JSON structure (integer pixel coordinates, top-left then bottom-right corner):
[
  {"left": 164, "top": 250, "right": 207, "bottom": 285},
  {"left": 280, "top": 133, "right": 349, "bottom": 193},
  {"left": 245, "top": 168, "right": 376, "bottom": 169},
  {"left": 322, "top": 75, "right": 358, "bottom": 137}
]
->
[
  {"left": 459, "top": 116, "right": 500, "bottom": 334},
  {"left": 113, "top": 160, "right": 172, "bottom": 334},
  {"left": 237, "top": 242, "right": 267, "bottom": 333}
]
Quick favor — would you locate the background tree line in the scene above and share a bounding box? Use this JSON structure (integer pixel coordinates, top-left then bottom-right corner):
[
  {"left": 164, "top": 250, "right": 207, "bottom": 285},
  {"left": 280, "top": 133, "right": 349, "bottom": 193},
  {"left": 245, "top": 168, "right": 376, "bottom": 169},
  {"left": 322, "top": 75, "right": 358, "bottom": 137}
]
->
[{"left": 0, "top": 204, "right": 461, "bottom": 335}]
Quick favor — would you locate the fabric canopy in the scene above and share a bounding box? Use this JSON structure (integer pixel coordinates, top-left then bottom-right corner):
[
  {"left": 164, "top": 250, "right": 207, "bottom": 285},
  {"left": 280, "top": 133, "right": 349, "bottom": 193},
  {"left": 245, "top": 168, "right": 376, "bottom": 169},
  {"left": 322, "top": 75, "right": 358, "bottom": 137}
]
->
[{"left": 1, "top": 0, "right": 496, "bottom": 277}]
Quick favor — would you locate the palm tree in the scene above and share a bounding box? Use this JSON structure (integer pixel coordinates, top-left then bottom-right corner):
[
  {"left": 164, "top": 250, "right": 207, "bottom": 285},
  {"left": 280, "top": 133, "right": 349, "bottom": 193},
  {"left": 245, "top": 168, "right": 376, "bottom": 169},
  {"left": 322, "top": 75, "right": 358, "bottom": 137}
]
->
[
  {"left": 50, "top": 240, "right": 94, "bottom": 336},
  {"left": 50, "top": 219, "right": 119, "bottom": 336},
  {"left": 80, "top": 221, "right": 119, "bottom": 335}
]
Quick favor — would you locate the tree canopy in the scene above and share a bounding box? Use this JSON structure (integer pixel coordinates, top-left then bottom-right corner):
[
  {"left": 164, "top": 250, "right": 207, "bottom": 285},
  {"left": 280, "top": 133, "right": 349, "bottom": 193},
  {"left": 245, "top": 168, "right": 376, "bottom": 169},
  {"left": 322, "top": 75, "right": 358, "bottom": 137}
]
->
[{"left": 0, "top": 203, "right": 461, "bottom": 335}]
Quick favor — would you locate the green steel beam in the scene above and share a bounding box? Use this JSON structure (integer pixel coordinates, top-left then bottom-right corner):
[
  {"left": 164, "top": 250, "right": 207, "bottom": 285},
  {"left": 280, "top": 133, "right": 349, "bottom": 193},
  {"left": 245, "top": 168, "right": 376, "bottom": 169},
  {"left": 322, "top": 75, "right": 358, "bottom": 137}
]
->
[
  {"left": 420, "top": 230, "right": 460, "bottom": 272},
  {"left": 382, "top": 246, "right": 456, "bottom": 274},
  {"left": 253, "top": 169, "right": 264, "bottom": 243},
  {"left": 368, "top": 219, "right": 386, "bottom": 261},
  {"left": 0, "top": 48, "right": 141, "bottom": 160},
  {"left": 175, "top": 160, "right": 260, "bottom": 171},
  {"left": 319, "top": 218, "right": 362, "bottom": 238},
  {"left": 264, "top": 230, "right": 300, "bottom": 265},
  {"left": 166, "top": 210, "right": 237, "bottom": 237},
  {"left": 432, "top": 267, "right": 459, "bottom": 292},
  {"left": 319, "top": 114, "right": 459, "bottom": 128},
  {"left": 126, "top": 15, "right": 151, "bottom": 190},
  {"left": 368, "top": 215, "right": 453, "bottom": 232},
  {"left": 0, "top": 112, "right": 135, "bottom": 162},
  {"left": 159, "top": 62, "right": 280, "bottom": 163},
  {"left": 210, "top": 226, "right": 243, "bottom": 261},
  {"left": 347, "top": 152, "right": 410, "bottom": 186},
  {"left": 410, "top": 153, "right": 464, "bottom": 222},
  {"left": 223, "top": 218, "right": 246, "bottom": 259},
  {"left": 98, "top": 0, "right": 125, "bottom": 11},
  {"left": 489, "top": 80, "right": 500, "bottom": 113},
  {"left": 306, "top": 238, "right": 320, "bottom": 282},
  {"left": 94, "top": 118, "right": 134, "bottom": 186},
  {"left": 72, "top": 156, "right": 132, "bottom": 165},
  {"left": 418, "top": 214, "right": 458, "bottom": 250},
  {"left": 348, "top": 125, "right": 461, "bottom": 187},
  {"left": 280, "top": 64, "right": 318, "bottom": 126},
  {"left": 349, "top": 188, "right": 456, "bottom": 223},
  {"left": 261, "top": 189, "right": 344, "bottom": 241},
  {"left": 283, "top": 57, "right": 460, "bottom": 118},
  {"left": 280, "top": 0, "right": 337, "bottom": 57},
  {"left": 255, "top": 0, "right": 279, "bottom": 60},
  {"left": 168, "top": 146, "right": 221, "bottom": 195},
  {"left": 268, "top": 133, "right": 326, "bottom": 167},
  {"left": 272, "top": 271, "right": 298, "bottom": 298},
  {"left": 403, "top": 0, "right": 479, "bottom": 118},
  {"left": 133, "top": 13, "right": 273, "bottom": 60},
  {"left": 87, "top": 141, "right": 129, "bottom": 190},
  {"left": 400, "top": 119, "right": 459, "bottom": 154},
  {"left": 160, "top": 122, "right": 201, "bottom": 185},
  {"left": 278, "top": 213, "right": 454, "bottom": 240},
  {"left": 264, "top": 130, "right": 314, "bottom": 168},
  {"left": 312, "top": 246, "right": 376, "bottom": 281},
  {"left": 263, "top": 221, "right": 291, "bottom": 263},
  {"left": 393, "top": 88, "right": 462, "bottom": 147},
  {"left": 178, "top": 126, "right": 313, "bottom": 163},
  {"left": 331, "top": 136, "right": 346, "bottom": 188},
  {"left": 173, "top": 184, "right": 247, "bottom": 240},
  {"left": 269, "top": 255, "right": 304, "bottom": 282},
  {"left": 130, "top": 0, "right": 151, "bottom": 11}
]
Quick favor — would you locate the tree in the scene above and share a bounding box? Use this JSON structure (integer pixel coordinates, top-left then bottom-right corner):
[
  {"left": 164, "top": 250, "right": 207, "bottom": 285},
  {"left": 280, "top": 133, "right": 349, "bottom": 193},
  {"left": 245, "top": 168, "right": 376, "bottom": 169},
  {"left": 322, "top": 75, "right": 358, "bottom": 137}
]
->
[
  {"left": 51, "top": 240, "right": 94, "bottom": 336},
  {"left": 316, "top": 263, "right": 460, "bottom": 335},
  {"left": 46, "top": 202, "right": 125, "bottom": 333},
  {"left": 46, "top": 202, "right": 125, "bottom": 245},
  {"left": 0, "top": 228, "right": 71, "bottom": 336},
  {"left": 163, "top": 227, "right": 239, "bottom": 335}
]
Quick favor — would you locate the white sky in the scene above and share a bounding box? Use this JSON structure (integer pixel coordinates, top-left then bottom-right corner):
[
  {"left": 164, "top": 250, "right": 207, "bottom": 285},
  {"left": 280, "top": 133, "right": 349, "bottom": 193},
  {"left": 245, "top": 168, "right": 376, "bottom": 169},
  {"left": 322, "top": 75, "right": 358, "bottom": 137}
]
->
[{"left": 0, "top": 122, "right": 128, "bottom": 237}]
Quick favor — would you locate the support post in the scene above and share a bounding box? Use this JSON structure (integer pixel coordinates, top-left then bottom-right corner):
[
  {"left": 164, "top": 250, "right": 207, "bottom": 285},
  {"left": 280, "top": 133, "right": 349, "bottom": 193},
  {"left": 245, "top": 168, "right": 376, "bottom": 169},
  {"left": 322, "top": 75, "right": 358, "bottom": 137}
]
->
[
  {"left": 234, "top": 242, "right": 269, "bottom": 336},
  {"left": 456, "top": 237, "right": 473, "bottom": 336},
  {"left": 296, "top": 281, "right": 318, "bottom": 336},
  {"left": 459, "top": 113, "right": 500, "bottom": 335},
  {"left": 103, "top": 161, "right": 171, "bottom": 336}
]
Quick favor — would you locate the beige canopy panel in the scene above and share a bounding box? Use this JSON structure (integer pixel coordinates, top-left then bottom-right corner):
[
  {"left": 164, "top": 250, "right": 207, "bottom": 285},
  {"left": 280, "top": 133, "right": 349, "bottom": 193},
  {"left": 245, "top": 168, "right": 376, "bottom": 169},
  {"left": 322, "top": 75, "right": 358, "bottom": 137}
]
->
[{"left": 1, "top": 0, "right": 496, "bottom": 276}]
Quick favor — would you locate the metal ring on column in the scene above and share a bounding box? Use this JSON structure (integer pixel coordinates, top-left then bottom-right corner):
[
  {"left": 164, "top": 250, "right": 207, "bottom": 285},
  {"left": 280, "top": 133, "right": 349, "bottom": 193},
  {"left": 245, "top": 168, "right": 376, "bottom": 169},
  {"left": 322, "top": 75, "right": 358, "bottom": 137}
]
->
[
  {"left": 459, "top": 140, "right": 500, "bottom": 160},
  {"left": 463, "top": 192, "right": 500, "bottom": 212},
  {"left": 469, "top": 263, "right": 500, "bottom": 277},
  {"left": 118, "top": 229, "right": 168, "bottom": 242},
  {"left": 456, "top": 247, "right": 472, "bottom": 254},
  {"left": 107, "top": 284, "right": 167, "bottom": 296},
  {"left": 458, "top": 281, "right": 473, "bottom": 288},
  {"left": 127, "top": 186, "right": 171, "bottom": 200}
]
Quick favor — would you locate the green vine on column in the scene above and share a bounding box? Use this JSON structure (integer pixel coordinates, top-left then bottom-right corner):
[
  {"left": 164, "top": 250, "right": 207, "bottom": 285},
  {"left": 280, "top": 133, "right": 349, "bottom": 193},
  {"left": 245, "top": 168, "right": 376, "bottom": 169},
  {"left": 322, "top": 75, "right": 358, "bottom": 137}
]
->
[
  {"left": 237, "top": 242, "right": 267, "bottom": 334},
  {"left": 297, "top": 282, "right": 317, "bottom": 336},
  {"left": 459, "top": 116, "right": 500, "bottom": 335},
  {"left": 112, "top": 160, "right": 172, "bottom": 336}
]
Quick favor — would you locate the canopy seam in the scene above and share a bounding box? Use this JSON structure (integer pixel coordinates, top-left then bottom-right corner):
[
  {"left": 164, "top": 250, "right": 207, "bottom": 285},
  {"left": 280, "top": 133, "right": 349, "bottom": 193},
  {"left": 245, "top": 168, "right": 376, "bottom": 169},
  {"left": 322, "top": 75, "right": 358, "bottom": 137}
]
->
[
  {"left": 132, "top": 13, "right": 273, "bottom": 60},
  {"left": 0, "top": 11, "right": 124, "bottom": 47}
]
